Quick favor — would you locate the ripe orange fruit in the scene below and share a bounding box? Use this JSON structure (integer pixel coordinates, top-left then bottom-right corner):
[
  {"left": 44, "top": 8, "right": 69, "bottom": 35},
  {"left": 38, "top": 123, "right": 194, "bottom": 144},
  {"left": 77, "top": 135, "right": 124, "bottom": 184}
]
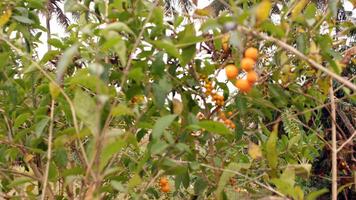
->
[
  {"left": 218, "top": 95, "right": 224, "bottom": 101},
  {"left": 235, "top": 79, "right": 252, "bottom": 93},
  {"left": 231, "top": 123, "right": 236, "bottom": 129},
  {"left": 241, "top": 58, "right": 255, "bottom": 72},
  {"left": 225, "top": 64, "right": 238, "bottom": 79},
  {"left": 159, "top": 177, "right": 168, "bottom": 186},
  {"left": 247, "top": 71, "right": 258, "bottom": 84},
  {"left": 228, "top": 111, "right": 233, "bottom": 116},
  {"left": 161, "top": 184, "right": 170, "bottom": 193},
  {"left": 219, "top": 112, "right": 226, "bottom": 120},
  {"left": 244, "top": 47, "right": 258, "bottom": 60}
]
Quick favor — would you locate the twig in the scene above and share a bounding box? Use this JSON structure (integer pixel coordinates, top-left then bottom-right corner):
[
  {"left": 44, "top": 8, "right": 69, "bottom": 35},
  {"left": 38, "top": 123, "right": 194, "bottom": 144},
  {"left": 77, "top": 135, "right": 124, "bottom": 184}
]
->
[
  {"left": 41, "top": 100, "right": 55, "bottom": 200},
  {"left": 236, "top": 26, "right": 356, "bottom": 91},
  {"left": 337, "top": 131, "right": 356, "bottom": 152},
  {"left": 136, "top": 170, "right": 163, "bottom": 199},
  {"left": 0, "top": 168, "right": 40, "bottom": 181},
  {"left": 329, "top": 80, "right": 337, "bottom": 200}
]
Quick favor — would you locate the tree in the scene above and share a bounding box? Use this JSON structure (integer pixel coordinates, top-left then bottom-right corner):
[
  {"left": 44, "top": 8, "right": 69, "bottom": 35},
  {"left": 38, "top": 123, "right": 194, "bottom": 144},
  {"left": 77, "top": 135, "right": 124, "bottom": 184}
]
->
[{"left": 0, "top": 0, "right": 355, "bottom": 199}]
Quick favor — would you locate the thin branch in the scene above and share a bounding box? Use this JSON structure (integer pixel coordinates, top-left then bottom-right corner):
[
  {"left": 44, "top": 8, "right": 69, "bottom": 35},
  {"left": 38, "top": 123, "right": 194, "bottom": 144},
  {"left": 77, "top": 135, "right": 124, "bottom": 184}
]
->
[
  {"left": 236, "top": 26, "right": 356, "bottom": 91},
  {"left": 136, "top": 170, "right": 164, "bottom": 199},
  {"left": 41, "top": 100, "right": 55, "bottom": 200},
  {"left": 329, "top": 80, "right": 337, "bottom": 200},
  {"left": 0, "top": 167, "right": 40, "bottom": 181},
  {"left": 337, "top": 131, "right": 356, "bottom": 152}
]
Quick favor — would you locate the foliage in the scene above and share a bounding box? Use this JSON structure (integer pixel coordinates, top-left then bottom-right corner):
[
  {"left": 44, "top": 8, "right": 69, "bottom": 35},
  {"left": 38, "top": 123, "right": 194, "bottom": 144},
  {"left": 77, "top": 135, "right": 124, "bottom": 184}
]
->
[{"left": 0, "top": 0, "right": 355, "bottom": 199}]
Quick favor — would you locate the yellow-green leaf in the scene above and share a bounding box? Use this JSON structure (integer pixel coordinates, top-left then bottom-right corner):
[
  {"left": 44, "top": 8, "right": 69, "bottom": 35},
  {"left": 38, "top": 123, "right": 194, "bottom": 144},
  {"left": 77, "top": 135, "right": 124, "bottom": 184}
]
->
[
  {"left": 248, "top": 142, "right": 263, "bottom": 160},
  {"left": 0, "top": 9, "right": 12, "bottom": 27},
  {"left": 266, "top": 123, "right": 279, "bottom": 174},
  {"left": 256, "top": 0, "right": 272, "bottom": 23},
  {"left": 291, "top": 0, "right": 310, "bottom": 20},
  {"left": 49, "top": 82, "right": 60, "bottom": 99}
]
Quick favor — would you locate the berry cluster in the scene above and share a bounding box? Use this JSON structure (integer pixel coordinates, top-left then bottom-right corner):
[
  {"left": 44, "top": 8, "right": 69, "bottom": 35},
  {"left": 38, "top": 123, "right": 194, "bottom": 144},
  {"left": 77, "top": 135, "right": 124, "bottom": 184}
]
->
[
  {"left": 201, "top": 77, "right": 225, "bottom": 107},
  {"left": 219, "top": 111, "right": 236, "bottom": 129},
  {"left": 225, "top": 47, "right": 259, "bottom": 93},
  {"left": 159, "top": 177, "right": 170, "bottom": 193}
]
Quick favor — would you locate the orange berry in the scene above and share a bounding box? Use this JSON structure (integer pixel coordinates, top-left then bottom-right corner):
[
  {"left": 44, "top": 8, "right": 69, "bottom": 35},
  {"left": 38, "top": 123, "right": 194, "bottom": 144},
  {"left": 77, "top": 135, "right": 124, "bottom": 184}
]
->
[
  {"left": 235, "top": 79, "right": 252, "bottom": 93},
  {"left": 218, "top": 95, "right": 224, "bottom": 101},
  {"left": 247, "top": 71, "right": 258, "bottom": 84},
  {"left": 241, "top": 58, "right": 256, "bottom": 72},
  {"left": 226, "top": 119, "right": 232, "bottom": 124},
  {"left": 159, "top": 177, "right": 168, "bottom": 186},
  {"left": 244, "top": 47, "right": 259, "bottom": 60},
  {"left": 161, "top": 184, "right": 170, "bottom": 193},
  {"left": 228, "top": 111, "right": 233, "bottom": 116},
  {"left": 225, "top": 64, "right": 238, "bottom": 79},
  {"left": 231, "top": 123, "right": 236, "bottom": 129}
]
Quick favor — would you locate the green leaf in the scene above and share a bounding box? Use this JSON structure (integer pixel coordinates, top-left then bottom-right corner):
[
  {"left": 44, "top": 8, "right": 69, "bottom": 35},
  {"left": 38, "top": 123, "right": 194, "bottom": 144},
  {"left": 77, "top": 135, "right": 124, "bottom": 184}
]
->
[
  {"left": 195, "top": 120, "right": 232, "bottom": 137},
  {"left": 49, "top": 82, "right": 60, "bottom": 99},
  {"left": 14, "top": 113, "right": 31, "bottom": 128},
  {"left": 306, "top": 188, "right": 329, "bottom": 200},
  {"left": 73, "top": 89, "right": 98, "bottom": 134},
  {"left": 128, "top": 67, "right": 144, "bottom": 83},
  {"left": 150, "top": 140, "right": 169, "bottom": 155},
  {"left": 56, "top": 45, "right": 78, "bottom": 83},
  {"left": 266, "top": 124, "right": 279, "bottom": 173},
  {"left": 152, "top": 77, "right": 172, "bottom": 108},
  {"left": 177, "top": 23, "right": 204, "bottom": 48},
  {"left": 216, "top": 162, "right": 250, "bottom": 200},
  {"left": 180, "top": 45, "right": 196, "bottom": 67},
  {"left": 128, "top": 173, "right": 142, "bottom": 190},
  {"left": 328, "top": 0, "right": 337, "bottom": 18},
  {"left": 112, "top": 104, "right": 134, "bottom": 116},
  {"left": 194, "top": 177, "right": 208, "bottom": 195},
  {"left": 151, "top": 53, "right": 165, "bottom": 77},
  {"left": 269, "top": 84, "right": 289, "bottom": 107},
  {"left": 304, "top": 3, "right": 317, "bottom": 26},
  {"left": 12, "top": 15, "right": 34, "bottom": 24},
  {"left": 48, "top": 162, "right": 59, "bottom": 181},
  {"left": 100, "top": 139, "right": 126, "bottom": 170},
  {"left": 151, "top": 40, "right": 180, "bottom": 58},
  {"left": 103, "top": 22, "right": 135, "bottom": 36},
  {"left": 152, "top": 114, "right": 177, "bottom": 139},
  {"left": 53, "top": 148, "right": 68, "bottom": 168},
  {"left": 7, "top": 177, "right": 32, "bottom": 188},
  {"left": 337, "top": 183, "right": 354, "bottom": 195},
  {"left": 296, "top": 33, "right": 308, "bottom": 55},
  {"left": 35, "top": 117, "right": 50, "bottom": 137},
  {"left": 47, "top": 38, "right": 65, "bottom": 49},
  {"left": 235, "top": 96, "right": 247, "bottom": 115},
  {"left": 260, "top": 21, "right": 285, "bottom": 38}
]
